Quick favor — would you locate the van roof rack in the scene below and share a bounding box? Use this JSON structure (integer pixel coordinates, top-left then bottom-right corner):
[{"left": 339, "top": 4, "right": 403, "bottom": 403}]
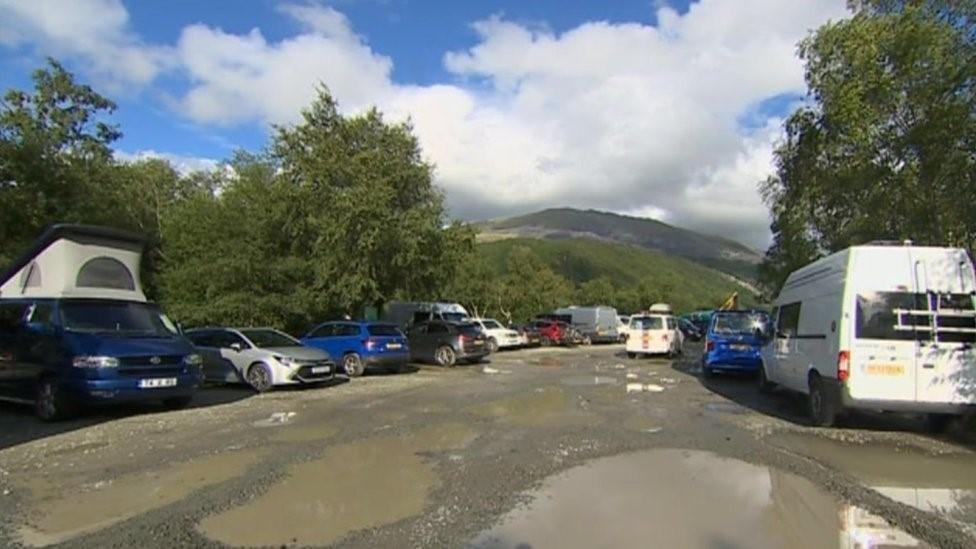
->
[{"left": 865, "top": 239, "right": 914, "bottom": 246}]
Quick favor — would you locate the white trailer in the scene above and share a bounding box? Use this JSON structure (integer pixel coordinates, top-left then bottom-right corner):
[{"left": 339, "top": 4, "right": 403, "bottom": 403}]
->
[{"left": 761, "top": 243, "right": 976, "bottom": 428}]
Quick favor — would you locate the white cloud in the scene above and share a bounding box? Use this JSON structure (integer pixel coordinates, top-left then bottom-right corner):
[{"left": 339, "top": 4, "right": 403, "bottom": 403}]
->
[
  {"left": 114, "top": 149, "right": 219, "bottom": 175},
  {"left": 0, "top": 0, "right": 171, "bottom": 89},
  {"left": 0, "top": 0, "right": 851, "bottom": 249}
]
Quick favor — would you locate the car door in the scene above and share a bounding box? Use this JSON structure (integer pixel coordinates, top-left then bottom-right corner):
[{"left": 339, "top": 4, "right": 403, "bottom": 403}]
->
[
  {"left": 0, "top": 302, "right": 27, "bottom": 398},
  {"left": 188, "top": 331, "right": 234, "bottom": 383},
  {"left": 407, "top": 323, "right": 428, "bottom": 360},
  {"left": 303, "top": 323, "right": 338, "bottom": 356},
  {"left": 427, "top": 322, "right": 451, "bottom": 352},
  {"left": 18, "top": 301, "right": 61, "bottom": 398},
  {"left": 213, "top": 330, "right": 254, "bottom": 376},
  {"left": 773, "top": 302, "right": 802, "bottom": 390},
  {"left": 336, "top": 323, "right": 362, "bottom": 356}
]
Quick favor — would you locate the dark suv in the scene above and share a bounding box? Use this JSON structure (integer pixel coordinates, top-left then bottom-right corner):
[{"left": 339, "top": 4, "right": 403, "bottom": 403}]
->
[{"left": 406, "top": 321, "right": 490, "bottom": 367}]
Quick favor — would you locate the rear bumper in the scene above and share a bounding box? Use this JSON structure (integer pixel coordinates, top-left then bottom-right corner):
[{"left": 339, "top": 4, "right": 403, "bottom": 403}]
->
[
  {"left": 841, "top": 391, "right": 976, "bottom": 415},
  {"left": 62, "top": 373, "right": 202, "bottom": 404},
  {"left": 704, "top": 352, "right": 762, "bottom": 370},
  {"left": 363, "top": 352, "right": 410, "bottom": 368}
]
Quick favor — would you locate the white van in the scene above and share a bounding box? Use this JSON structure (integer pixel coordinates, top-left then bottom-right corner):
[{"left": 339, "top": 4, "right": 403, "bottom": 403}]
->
[
  {"left": 760, "top": 243, "right": 976, "bottom": 428},
  {"left": 626, "top": 313, "right": 682, "bottom": 358}
]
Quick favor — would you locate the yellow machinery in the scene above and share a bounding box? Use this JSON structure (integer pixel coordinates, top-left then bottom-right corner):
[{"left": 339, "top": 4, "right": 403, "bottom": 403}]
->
[{"left": 718, "top": 292, "right": 739, "bottom": 311}]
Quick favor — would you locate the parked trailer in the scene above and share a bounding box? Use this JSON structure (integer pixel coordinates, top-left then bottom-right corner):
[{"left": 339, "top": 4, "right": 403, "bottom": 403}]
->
[
  {"left": 761, "top": 243, "right": 976, "bottom": 428},
  {"left": 553, "top": 306, "right": 620, "bottom": 344}
]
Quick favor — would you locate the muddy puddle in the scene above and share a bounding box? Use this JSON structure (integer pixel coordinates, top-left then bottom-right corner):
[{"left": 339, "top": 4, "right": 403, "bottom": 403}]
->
[
  {"left": 769, "top": 432, "right": 976, "bottom": 528},
  {"left": 17, "top": 448, "right": 265, "bottom": 547},
  {"left": 199, "top": 422, "right": 477, "bottom": 547},
  {"left": 468, "top": 388, "right": 578, "bottom": 426},
  {"left": 469, "top": 449, "right": 928, "bottom": 549},
  {"left": 560, "top": 375, "right": 619, "bottom": 387}
]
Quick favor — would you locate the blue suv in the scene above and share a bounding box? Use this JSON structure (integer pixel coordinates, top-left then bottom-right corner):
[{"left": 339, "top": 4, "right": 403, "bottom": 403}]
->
[
  {"left": 702, "top": 310, "right": 770, "bottom": 377},
  {"left": 301, "top": 321, "right": 409, "bottom": 376}
]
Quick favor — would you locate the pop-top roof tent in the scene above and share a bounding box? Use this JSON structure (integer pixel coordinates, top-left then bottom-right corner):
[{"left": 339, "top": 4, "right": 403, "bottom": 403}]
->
[{"left": 0, "top": 224, "right": 148, "bottom": 302}]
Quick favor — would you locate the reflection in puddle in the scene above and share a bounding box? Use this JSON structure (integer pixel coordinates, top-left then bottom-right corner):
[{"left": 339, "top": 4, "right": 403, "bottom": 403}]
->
[
  {"left": 18, "top": 449, "right": 265, "bottom": 547},
  {"left": 468, "top": 389, "right": 578, "bottom": 426},
  {"left": 560, "top": 376, "right": 619, "bottom": 387},
  {"left": 768, "top": 433, "right": 976, "bottom": 528},
  {"left": 469, "top": 449, "right": 927, "bottom": 549},
  {"left": 199, "top": 422, "right": 477, "bottom": 547}
]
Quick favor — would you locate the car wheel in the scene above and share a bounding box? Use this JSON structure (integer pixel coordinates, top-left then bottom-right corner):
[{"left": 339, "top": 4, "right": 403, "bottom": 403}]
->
[
  {"left": 163, "top": 396, "right": 192, "bottom": 410},
  {"left": 35, "top": 378, "right": 75, "bottom": 421},
  {"left": 435, "top": 346, "right": 457, "bottom": 367},
  {"left": 758, "top": 364, "right": 776, "bottom": 394},
  {"left": 487, "top": 338, "right": 499, "bottom": 353},
  {"left": 247, "top": 362, "right": 274, "bottom": 393},
  {"left": 808, "top": 374, "right": 837, "bottom": 427},
  {"left": 627, "top": 352, "right": 637, "bottom": 359},
  {"left": 924, "top": 413, "right": 953, "bottom": 434},
  {"left": 343, "top": 353, "right": 364, "bottom": 377}
]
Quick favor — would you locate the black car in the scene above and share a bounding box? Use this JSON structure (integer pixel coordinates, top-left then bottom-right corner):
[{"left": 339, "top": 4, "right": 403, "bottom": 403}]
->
[
  {"left": 406, "top": 320, "right": 490, "bottom": 367},
  {"left": 678, "top": 318, "right": 703, "bottom": 342}
]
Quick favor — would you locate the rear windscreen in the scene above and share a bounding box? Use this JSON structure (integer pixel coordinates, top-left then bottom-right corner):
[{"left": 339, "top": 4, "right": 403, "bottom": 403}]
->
[
  {"left": 631, "top": 317, "right": 663, "bottom": 330},
  {"left": 457, "top": 323, "right": 482, "bottom": 336},
  {"left": 856, "top": 292, "right": 976, "bottom": 343},
  {"left": 367, "top": 324, "right": 402, "bottom": 337},
  {"left": 712, "top": 313, "right": 769, "bottom": 336}
]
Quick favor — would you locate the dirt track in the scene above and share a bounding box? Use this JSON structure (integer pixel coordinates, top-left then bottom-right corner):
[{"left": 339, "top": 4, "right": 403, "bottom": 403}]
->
[{"left": 0, "top": 344, "right": 974, "bottom": 548}]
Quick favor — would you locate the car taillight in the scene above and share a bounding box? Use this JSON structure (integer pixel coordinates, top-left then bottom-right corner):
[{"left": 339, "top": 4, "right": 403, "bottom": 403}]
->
[
  {"left": 364, "top": 338, "right": 378, "bottom": 350},
  {"left": 837, "top": 350, "right": 850, "bottom": 383},
  {"left": 706, "top": 340, "right": 715, "bottom": 352}
]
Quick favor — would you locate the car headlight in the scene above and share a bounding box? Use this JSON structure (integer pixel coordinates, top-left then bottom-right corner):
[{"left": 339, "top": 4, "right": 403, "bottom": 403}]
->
[
  {"left": 183, "top": 353, "right": 203, "bottom": 366},
  {"left": 72, "top": 356, "right": 119, "bottom": 369},
  {"left": 274, "top": 355, "right": 299, "bottom": 368}
]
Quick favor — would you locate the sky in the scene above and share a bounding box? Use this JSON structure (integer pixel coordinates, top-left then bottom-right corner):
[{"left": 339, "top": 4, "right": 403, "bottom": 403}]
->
[{"left": 0, "top": 0, "right": 851, "bottom": 250}]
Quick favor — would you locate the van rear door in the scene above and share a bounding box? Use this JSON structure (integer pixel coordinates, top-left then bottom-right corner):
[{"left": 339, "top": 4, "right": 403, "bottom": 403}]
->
[{"left": 911, "top": 248, "right": 976, "bottom": 405}]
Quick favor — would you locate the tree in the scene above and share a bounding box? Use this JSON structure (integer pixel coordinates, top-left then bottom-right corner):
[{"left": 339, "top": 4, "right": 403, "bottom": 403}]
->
[
  {"left": 0, "top": 58, "right": 121, "bottom": 266},
  {"left": 577, "top": 276, "right": 616, "bottom": 306},
  {"left": 500, "top": 246, "right": 574, "bottom": 322},
  {"left": 760, "top": 1, "right": 976, "bottom": 292}
]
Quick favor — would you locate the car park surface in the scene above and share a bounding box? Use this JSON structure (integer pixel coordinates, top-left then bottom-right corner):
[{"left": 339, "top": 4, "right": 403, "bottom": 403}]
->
[{"left": 0, "top": 342, "right": 973, "bottom": 549}]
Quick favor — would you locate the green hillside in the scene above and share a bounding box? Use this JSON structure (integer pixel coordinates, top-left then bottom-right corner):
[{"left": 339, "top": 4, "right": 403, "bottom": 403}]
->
[
  {"left": 477, "top": 237, "right": 756, "bottom": 313},
  {"left": 478, "top": 208, "right": 761, "bottom": 281}
]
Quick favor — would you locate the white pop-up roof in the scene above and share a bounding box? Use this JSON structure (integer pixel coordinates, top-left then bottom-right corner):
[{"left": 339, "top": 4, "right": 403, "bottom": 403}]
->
[{"left": 0, "top": 224, "right": 148, "bottom": 302}]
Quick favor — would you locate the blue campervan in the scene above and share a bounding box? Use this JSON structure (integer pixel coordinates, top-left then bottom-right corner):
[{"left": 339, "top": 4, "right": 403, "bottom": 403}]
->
[
  {"left": 701, "top": 310, "right": 770, "bottom": 377},
  {"left": 0, "top": 225, "right": 202, "bottom": 420}
]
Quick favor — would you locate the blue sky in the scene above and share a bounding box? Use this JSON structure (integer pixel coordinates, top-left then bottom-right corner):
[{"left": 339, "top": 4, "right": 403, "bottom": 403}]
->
[{"left": 0, "top": 0, "right": 848, "bottom": 248}]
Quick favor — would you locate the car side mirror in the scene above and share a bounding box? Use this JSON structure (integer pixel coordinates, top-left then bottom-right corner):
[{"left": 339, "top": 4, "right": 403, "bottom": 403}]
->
[{"left": 230, "top": 342, "right": 244, "bottom": 352}]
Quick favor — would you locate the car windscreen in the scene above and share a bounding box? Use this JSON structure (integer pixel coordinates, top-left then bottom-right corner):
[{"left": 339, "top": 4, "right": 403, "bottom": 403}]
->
[
  {"left": 631, "top": 317, "right": 663, "bottom": 330},
  {"left": 367, "top": 324, "right": 402, "bottom": 337},
  {"left": 482, "top": 320, "right": 503, "bottom": 329},
  {"left": 712, "top": 313, "right": 768, "bottom": 336},
  {"left": 60, "top": 300, "right": 178, "bottom": 337},
  {"left": 856, "top": 292, "right": 975, "bottom": 342},
  {"left": 239, "top": 329, "right": 300, "bottom": 348}
]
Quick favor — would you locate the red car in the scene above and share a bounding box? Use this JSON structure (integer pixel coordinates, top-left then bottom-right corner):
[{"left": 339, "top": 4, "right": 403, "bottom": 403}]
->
[{"left": 532, "top": 320, "right": 576, "bottom": 346}]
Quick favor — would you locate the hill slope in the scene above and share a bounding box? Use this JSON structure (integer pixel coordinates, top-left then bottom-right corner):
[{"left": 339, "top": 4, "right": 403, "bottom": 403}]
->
[
  {"left": 478, "top": 208, "right": 761, "bottom": 281},
  {"left": 478, "top": 237, "right": 755, "bottom": 312}
]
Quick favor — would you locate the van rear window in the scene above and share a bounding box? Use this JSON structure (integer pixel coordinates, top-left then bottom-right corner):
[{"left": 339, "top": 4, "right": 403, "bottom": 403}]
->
[
  {"left": 855, "top": 292, "right": 976, "bottom": 343},
  {"left": 631, "top": 317, "right": 663, "bottom": 330}
]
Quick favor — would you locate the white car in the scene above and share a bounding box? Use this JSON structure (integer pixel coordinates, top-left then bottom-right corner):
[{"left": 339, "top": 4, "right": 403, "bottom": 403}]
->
[
  {"left": 761, "top": 243, "right": 976, "bottom": 429},
  {"left": 186, "top": 327, "right": 340, "bottom": 392},
  {"left": 470, "top": 318, "right": 522, "bottom": 352},
  {"left": 626, "top": 314, "right": 683, "bottom": 358}
]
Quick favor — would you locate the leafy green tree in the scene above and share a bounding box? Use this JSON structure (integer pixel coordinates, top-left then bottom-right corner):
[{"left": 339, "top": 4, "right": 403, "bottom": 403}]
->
[
  {"left": 443, "top": 252, "right": 501, "bottom": 320},
  {"left": 500, "top": 246, "right": 574, "bottom": 322},
  {"left": 577, "top": 276, "right": 615, "bottom": 306},
  {"left": 0, "top": 58, "right": 121, "bottom": 266},
  {"left": 760, "top": 0, "right": 976, "bottom": 292}
]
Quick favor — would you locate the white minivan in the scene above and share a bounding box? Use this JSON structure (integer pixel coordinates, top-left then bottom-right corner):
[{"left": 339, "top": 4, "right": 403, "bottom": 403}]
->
[
  {"left": 760, "top": 243, "right": 976, "bottom": 428},
  {"left": 626, "top": 312, "right": 682, "bottom": 358}
]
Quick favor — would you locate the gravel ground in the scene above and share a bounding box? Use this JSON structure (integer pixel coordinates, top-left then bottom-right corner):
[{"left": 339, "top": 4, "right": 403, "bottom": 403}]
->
[{"left": 0, "top": 344, "right": 974, "bottom": 548}]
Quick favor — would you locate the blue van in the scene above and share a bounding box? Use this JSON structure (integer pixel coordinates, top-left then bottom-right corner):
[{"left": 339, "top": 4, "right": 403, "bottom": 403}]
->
[
  {"left": 301, "top": 321, "right": 409, "bottom": 376},
  {"left": 0, "top": 225, "right": 202, "bottom": 420},
  {"left": 702, "top": 310, "right": 770, "bottom": 377}
]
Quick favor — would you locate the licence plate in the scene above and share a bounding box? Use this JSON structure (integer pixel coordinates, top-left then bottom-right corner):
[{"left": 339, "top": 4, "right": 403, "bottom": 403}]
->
[
  {"left": 311, "top": 366, "right": 331, "bottom": 374},
  {"left": 139, "top": 378, "right": 177, "bottom": 389},
  {"left": 866, "top": 363, "right": 905, "bottom": 376},
  {"left": 731, "top": 344, "right": 751, "bottom": 351},
  {"left": 473, "top": 340, "right": 484, "bottom": 345},
  {"left": 387, "top": 343, "right": 402, "bottom": 349}
]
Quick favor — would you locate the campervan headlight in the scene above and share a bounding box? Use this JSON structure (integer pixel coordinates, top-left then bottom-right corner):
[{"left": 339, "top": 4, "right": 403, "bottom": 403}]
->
[
  {"left": 183, "top": 353, "right": 203, "bottom": 367},
  {"left": 72, "top": 356, "right": 120, "bottom": 369}
]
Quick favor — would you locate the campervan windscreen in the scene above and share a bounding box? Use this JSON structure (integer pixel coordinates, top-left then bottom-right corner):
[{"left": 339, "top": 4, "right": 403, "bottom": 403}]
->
[
  {"left": 61, "top": 300, "right": 179, "bottom": 337},
  {"left": 856, "top": 292, "right": 976, "bottom": 343}
]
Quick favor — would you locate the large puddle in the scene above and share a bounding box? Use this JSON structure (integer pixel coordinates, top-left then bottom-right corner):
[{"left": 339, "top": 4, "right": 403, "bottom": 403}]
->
[
  {"left": 769, "top": 433, "right": 976, "bottom": 529},
  {"left": 17, "top": 448, "right": 264, "bottom": 547},
  {"left": 469, "top": 449, "right": 928, "bottom": 549},
  {"left": 199, "top": 422, "right": 477, "bottom": 547}
]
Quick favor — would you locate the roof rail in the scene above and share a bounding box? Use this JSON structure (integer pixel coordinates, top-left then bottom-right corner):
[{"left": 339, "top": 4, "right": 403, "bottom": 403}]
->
[{"left": 865, "top": 239, "right": 914, "bottom": 246}]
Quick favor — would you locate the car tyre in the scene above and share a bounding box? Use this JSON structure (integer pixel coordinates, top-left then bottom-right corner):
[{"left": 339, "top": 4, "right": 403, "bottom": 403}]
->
[
  {"left": 247, "top": 362, "right": 274, "bottom": 393},
  {"left": 435, "top": 346, "right": 457, "bottom": 368},
  {"left": 808, "top": 374, "right": 838, "bottom": 427},
  {"left": 343, "top": 353, "right": 365, "bottom": 377},
  {"left": 924, "top": 413, "right": 953, "bottom": 434},
  {"left": 487, "top": 338, "right": 499, "bottom": 353},
  {"left": 35, "top": 378, "right": 75, "bottom": 421},
  {"left": 163, "top": 396, "right": 192, "bottom": 410},
  {"left": 627, "top": 352, "right": 637, "bottom": 359},
  {"left": 758, "top": 364, "right": 776, "bottom": 395}
]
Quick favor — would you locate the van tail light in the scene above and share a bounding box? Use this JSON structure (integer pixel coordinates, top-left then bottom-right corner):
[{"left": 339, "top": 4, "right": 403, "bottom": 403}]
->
[
  {"left": 706, "top": 340, "right": 715, "bottom": 352},
  {"left": 837, "top": 351, "right": 850, "bottom": 383}
]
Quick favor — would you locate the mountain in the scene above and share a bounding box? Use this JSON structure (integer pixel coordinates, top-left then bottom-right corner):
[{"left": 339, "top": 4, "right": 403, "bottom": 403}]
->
[
  {"left": 478, "top": 237, "right": 757, "bottom": 312},
  {"left": 477, "top": 208, "right": 761, "bottom": 282}
]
